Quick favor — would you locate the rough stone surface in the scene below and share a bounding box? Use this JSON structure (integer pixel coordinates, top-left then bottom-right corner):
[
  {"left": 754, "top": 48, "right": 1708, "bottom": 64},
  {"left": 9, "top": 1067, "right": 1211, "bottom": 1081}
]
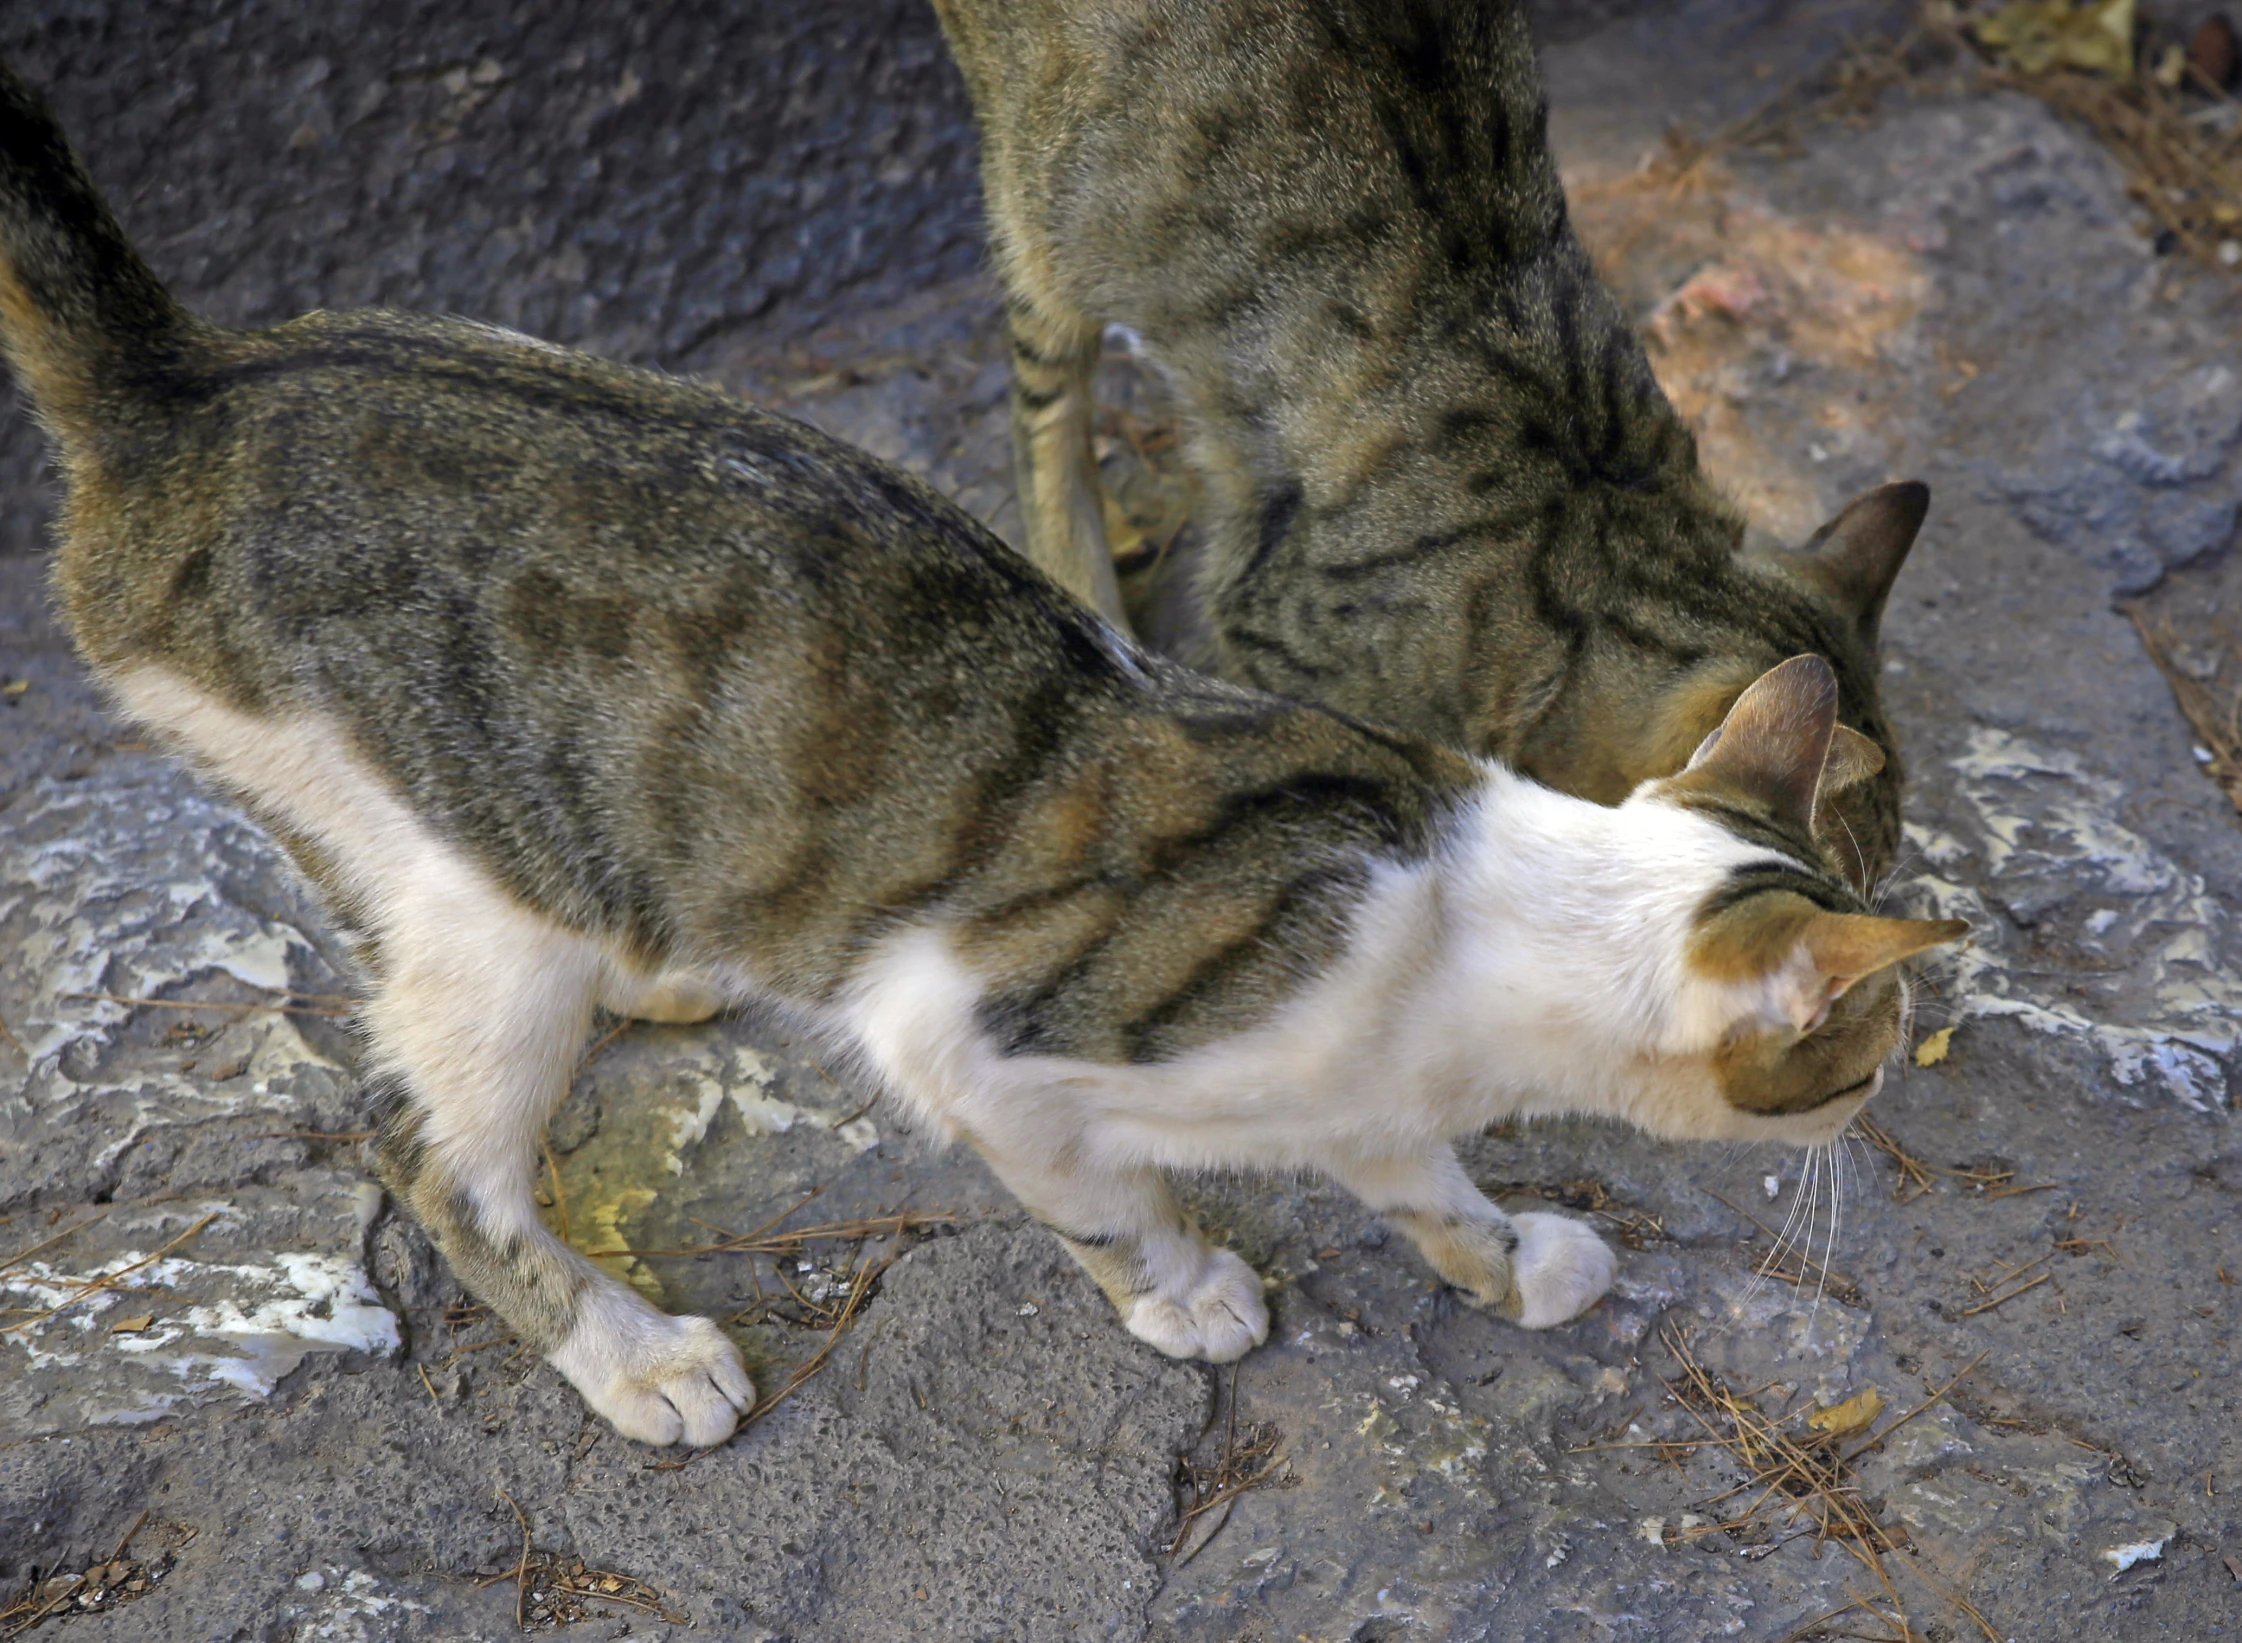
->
[{"left": 4, "top": 3, "right": 2241, "bottom": 1640}]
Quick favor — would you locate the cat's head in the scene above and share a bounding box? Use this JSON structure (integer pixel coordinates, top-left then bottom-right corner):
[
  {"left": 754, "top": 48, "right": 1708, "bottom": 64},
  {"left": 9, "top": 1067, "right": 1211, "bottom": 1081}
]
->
[
  {"left": 1505, "top": 650, "right": 1962, "bottom": 1148},
  {"left": 1504, "top": 481, "right": 1925, "bottom": 897}
]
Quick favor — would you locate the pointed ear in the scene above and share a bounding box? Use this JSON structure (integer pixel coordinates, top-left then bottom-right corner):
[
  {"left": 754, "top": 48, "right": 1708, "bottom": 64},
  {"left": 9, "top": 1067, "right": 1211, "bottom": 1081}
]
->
[
  {"left": 1805, "top": 912, "right": 1969, "bottom": 984},
  {"left": 1819, "top": 725, "right": 1886, "bottom": 795},
  {"left": 1680, "top": 654, "right": 1838, "bottom": 833},
  {"left": 1781, "top": 480, "right": 1928, "bottom": 641}
]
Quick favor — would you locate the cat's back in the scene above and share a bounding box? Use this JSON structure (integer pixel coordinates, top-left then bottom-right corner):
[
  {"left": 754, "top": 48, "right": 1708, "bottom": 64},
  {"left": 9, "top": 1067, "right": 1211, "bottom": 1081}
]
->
[{"left": 56, "top": 306, "right": 1061, "bottom": 692}]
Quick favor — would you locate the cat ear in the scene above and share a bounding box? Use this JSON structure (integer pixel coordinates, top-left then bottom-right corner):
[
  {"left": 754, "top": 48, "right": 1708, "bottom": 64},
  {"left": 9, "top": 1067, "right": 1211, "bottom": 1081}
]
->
[
  {"left": 1804, "top": 911, "right": 1970, "bottom": 981},
  {"left": 1781, "top": 910, "right": 1969, "bottom": 1031},
  {"left": 1783, "top": 480, "right": 1928, "bottom": 641},
  {"left": 1819, "top": 724, "right": 1885, "bottom": 795},
  {"left": 1679, "top": 654, "right": 1838, "bottom": 833}
]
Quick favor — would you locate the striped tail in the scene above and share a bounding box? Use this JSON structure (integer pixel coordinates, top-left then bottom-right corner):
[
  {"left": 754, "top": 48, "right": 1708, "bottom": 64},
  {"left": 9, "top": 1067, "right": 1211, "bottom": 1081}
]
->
[{"left": 0, "top": 58, "right": 193, "bottom": 448}]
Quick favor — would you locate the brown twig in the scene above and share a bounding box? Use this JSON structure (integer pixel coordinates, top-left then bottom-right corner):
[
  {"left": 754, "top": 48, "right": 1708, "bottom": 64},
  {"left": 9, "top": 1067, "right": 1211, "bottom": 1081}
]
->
[
  {"left": 582, "top": 1210, "right": 966, "bottom": 1262},
  {"left": 649, "top": 1230, "right": 905, "bottom": 1472},
  {"left": 1170, "top": 1362, "right": 1289, "bottom": 1564},
  {"left": 1840, "top": 1353, "right": 1987, "bottom": 1466},
  {"left": 1647, "top": 1332, "right": 1997, "bottom": 1640},
  {"left": 580, "top": 1018, "right": 634, "bottom": 1067},
  {"left": 0, "top": 1214, "right": 217, "bottom": 1335},
  {"left": 58, "top": 991, "right": 348, "bottom": 1018},
  {"left": 0, "top": 1212, "right": 107, "bottom": 1277},
  {"left": 1952, "top": 1272, "right": 2049, "bottom": 1317},
  {"left": 541, "top": 1144, "right": 572, "bottom": 1245},
  {"left": 1853, "top": 1117, "right": 1938, "bottom": 1200},
  {"left": 489, "top": 1489, "right": 533, "bottom": 1629},
  {"left": 441, "top": 1334, "right": 519, "bottom": 1366},
  {"left": 827, "top": 1095, "right": 878, "bottom": 1133}
]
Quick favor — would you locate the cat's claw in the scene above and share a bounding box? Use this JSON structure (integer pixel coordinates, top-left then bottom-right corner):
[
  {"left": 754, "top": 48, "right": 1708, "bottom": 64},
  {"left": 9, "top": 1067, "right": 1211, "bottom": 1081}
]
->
[
  {"left": 548, "top": 1307, "right": 756, "bottom": 1447},
  {"left": 1123, "top": 1248, "right": 1270, "bottom": 1363},
  {"left": 1508, "top": 1211, "right": 1617, "bottom": 1329}
]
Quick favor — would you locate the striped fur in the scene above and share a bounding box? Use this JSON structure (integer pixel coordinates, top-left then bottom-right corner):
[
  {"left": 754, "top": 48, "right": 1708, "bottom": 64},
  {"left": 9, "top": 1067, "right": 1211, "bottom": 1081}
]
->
[
  {"left": 934, "top": 0, "right": 1925, "bottom": 888},
  {"left": 0, "top": 60, "right": 1960, "bottom": 1448}
]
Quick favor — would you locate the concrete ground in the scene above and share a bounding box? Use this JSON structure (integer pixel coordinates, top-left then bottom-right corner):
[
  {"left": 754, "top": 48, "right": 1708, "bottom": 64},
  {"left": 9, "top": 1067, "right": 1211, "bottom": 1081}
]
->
[{"left": 3, "top": 2, "right": 2239, "bottom": 1638}]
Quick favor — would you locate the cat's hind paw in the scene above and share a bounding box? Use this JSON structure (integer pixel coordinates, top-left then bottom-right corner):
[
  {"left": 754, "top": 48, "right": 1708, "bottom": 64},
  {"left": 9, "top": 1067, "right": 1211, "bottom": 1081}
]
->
[
  {"left": 548, "top": 1303, "right": 756, "bottom": 1447},
  {"left": 1508, "top": 1212, "right": 1616, "bottom": 1329},
  {"left": 1123, "top": 1248, "right": 1269, "bottom": 1363}
]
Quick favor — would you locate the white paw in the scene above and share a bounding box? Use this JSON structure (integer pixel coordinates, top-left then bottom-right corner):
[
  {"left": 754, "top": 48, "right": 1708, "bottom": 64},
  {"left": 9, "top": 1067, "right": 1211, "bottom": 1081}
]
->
[
  {"left": 1509, "top": 1212, "right": 1617, "bottom": 1329},
  {"left": 548, "top": 1296, "right": 755, "bottom": 1447},
  {"left": 1122, "top": 1248, "right": 1270, "bottom": 1363}
]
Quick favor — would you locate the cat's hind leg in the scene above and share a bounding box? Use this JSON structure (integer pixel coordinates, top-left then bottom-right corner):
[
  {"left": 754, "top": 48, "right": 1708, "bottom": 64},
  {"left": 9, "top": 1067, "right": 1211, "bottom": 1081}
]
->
[
  {"left": 100, "top": 669, "right": 753, "bottom": 1443},
  {"left": 368, "top": 899, "right": 754, "bottom": 1446},
  {"left": 1000, "top": 287, "right": 1128, "bottom": 627},
  {"left": 972, "top": 1134, "right": 1267, "bottom": 1362},
  {"left": 1329, "top": 1144, "right": 1615, "bottom": 1329}
]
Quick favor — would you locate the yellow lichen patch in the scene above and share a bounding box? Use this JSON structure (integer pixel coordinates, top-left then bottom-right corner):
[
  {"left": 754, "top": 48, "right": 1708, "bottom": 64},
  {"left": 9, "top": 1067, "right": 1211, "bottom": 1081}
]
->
[
  {"left": 1971, "top": 0, "right": 2135, "bottom": 78},
  {"left": 583, "top": 1186, "right": 661, "bottom": 1297},
  {"left": 552, "top": 1042, "right": 811, "bottom": 1301}
]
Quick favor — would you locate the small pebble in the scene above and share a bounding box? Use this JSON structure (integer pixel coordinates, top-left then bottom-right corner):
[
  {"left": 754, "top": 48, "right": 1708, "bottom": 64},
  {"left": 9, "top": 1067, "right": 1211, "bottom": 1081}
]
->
[
  {"left": 2220, "top": 240, "right": 2242, "bottom": 267},
  {"left": 1763, "top": 1174, "right": 1782, "bottom": 1200}
]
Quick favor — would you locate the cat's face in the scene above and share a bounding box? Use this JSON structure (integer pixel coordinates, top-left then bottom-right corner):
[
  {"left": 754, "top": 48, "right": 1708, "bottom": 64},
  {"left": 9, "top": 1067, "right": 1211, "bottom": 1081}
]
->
[
  {"left": 1581, "top": 651, "right": 1962, "bottom": 1148},
  {"left": 1509, "top": 483, "right": 1926, "bottom": 895}
]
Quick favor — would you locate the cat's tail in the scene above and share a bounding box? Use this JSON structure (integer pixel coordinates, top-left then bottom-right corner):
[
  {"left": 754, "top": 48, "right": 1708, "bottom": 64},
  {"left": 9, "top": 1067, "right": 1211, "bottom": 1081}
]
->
[{"left": 0, "top": 58, "right": 197, "bottom": 450}]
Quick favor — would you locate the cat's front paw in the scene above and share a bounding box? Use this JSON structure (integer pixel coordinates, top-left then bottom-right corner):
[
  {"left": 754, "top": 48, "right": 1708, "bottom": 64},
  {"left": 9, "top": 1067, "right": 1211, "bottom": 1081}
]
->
[
  {"left": 1508, "top": 1211, "right": 1616, "bottom": 1329},
  {"left": 548, "top": 1301, "right": 755, "bottom": 1447},
  {"left": 1123, "top": 1248, "right": 1269, "bottom": 1363}
]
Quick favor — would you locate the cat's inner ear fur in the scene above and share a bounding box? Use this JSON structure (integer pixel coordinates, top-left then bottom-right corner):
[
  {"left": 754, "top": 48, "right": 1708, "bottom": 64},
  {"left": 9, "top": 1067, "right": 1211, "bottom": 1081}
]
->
[
  {"left": 1769, "top": 479, "right": 1929, "bottom": 641},
  {"left": 1675, "top": 653, "right": 1840, "bottom": 834}
]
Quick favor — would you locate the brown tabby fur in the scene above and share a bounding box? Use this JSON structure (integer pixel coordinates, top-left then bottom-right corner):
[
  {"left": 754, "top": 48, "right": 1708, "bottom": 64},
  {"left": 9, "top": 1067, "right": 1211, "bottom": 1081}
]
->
[{"left": 933, "top": 0, "right": 1927, "bottom": 889}]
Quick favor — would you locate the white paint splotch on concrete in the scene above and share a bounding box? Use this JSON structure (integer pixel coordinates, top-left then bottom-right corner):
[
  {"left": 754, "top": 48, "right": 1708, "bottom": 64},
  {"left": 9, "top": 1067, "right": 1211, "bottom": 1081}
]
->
[
  {"left": 1905, "top": 727, "right": 2240, "bottom": 1109},
  {"left": 0, "top": 1182, "right": 399, "bottom": 1433},
  {"left": 0, "top": 757, "right": 345, "bottom": 1174}
]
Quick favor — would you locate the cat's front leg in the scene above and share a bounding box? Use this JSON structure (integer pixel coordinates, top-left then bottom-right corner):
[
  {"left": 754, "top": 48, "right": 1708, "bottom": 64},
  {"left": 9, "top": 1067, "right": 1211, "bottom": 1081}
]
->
[
  {"left": 366, "top": 908, "right": 754, "bottom": 1446},
  {"left": 970, "top": 1135, "right": 1268, "bottom": 1362},
  {"left": 1000, "top": 287, "right": 1128, "bottom": 626},
  {"left": 1329, "top": 1144, "right": 1615, "bottom": 1328}
]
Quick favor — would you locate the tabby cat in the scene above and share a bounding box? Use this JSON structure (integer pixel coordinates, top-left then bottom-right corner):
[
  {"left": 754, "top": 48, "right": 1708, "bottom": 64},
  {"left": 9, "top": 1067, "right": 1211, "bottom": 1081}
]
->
[
  {"left": 0, "top": 63, "right": 1959, "bottom": 1447},
  {"left": 934, "top": 0, "right": 1926, "bottom": 890}
]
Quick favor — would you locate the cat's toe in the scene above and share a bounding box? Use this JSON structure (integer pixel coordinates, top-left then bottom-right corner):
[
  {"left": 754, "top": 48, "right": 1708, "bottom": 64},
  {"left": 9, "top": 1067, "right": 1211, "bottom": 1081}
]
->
[
  {"left": 1508, "top": 1211, "right": 1616, "bottom": 1329},
  {"left": 550, "top": 1308, "right": 756, "bottom": 1447},
  {"left": 1123, "top": 1248, "right": 1270, "bottom": 1363}
]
